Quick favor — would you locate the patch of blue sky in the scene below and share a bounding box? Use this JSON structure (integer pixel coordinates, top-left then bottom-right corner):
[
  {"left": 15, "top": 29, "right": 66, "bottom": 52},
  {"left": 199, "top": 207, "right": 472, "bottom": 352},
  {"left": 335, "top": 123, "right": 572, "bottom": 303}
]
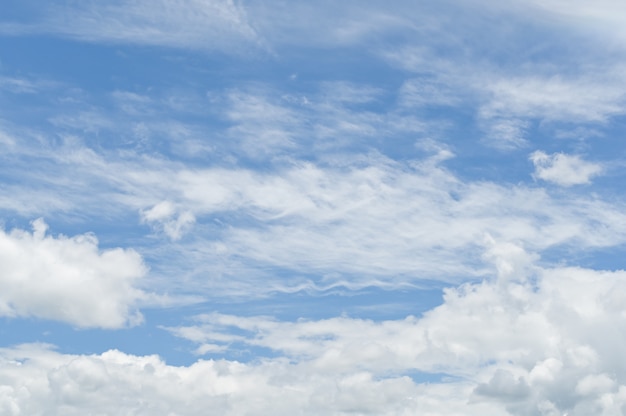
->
[
  {"left": 0, "top": 284, "right": 445, "bottom": 367},
  {"left": 403, "top": 370, "right": 453, "bottom": 385},
  {"left": 540, "top": 244, "right": 626, "bottom": 272},
  {"left": 188, "top": 286, "right": 446, "bottom": 321},
  {"left": 0, "top": 311, "right": 198, "bottom": 366}
]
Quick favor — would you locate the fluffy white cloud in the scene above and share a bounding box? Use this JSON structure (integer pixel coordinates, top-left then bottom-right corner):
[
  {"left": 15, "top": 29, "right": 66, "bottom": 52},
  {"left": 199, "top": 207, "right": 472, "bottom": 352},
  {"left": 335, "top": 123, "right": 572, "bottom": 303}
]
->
[
  {"left": 3, "top": 243, "right": 626, "bottom": 414},
  {"left": 0, "top": 219, "right": 147, "bottom": 328},
  {"left": 0, "top": 343, "right": 506, "bottom": 416},
  {"left": 166, "top": 242, "right": 626, "bottom": 415},
  {"left": 530, "top": 151, "right": 604, "bottom": 186}
]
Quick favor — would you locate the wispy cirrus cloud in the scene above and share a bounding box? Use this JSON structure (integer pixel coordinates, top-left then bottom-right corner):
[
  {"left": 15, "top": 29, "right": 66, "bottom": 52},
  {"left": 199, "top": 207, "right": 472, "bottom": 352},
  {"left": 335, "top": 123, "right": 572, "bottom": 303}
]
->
[
  {"left": 2, "top": 121, "right": 626, "bottom": 296},
  {"left": 514, "top": 0, "right": 626, "bottom": 40},
  {"left": 0, "top": 0, "right": 266, "bottom": 53},
  {"left": 1, "top": 72, "right": 625, "bottom": 298},
  {"left": 386, "top": 45, "right": 626, "bottom": 149}
]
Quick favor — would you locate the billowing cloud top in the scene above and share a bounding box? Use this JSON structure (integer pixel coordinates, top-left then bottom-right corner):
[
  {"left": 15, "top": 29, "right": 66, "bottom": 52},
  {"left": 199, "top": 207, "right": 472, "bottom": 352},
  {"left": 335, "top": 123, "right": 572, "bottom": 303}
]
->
[{"left": 0, "top": 219, "right": 146, "bottom": 328}]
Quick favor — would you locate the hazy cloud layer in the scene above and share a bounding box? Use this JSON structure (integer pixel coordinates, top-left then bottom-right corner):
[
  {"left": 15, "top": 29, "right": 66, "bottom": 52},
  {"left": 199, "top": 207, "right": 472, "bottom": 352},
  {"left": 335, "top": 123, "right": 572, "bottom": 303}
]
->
[{"left": 0, "top": 0, "right": 264, "bottom": 53}]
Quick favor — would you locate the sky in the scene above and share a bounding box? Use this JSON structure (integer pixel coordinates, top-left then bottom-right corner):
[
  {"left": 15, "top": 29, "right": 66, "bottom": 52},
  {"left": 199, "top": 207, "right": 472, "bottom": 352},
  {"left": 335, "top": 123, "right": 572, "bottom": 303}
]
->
[{"left": 2, "top": 0, "right": 626, "bottom": 414}]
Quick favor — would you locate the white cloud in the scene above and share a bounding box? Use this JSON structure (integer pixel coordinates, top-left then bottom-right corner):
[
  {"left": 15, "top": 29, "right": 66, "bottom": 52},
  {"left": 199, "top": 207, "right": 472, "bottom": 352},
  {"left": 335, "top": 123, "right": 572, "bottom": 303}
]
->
[
  {"left": 514, "top": 0, "right": 626, "bottom": 41},
  {"left": 0, "top": 0, "right": 265, "bottom": 53},
  {"left": 245, "top": 0, "right": 422, "bottom": 49},
  {"left": 378, "top": 1, "right": 626, "bottom": 149},
  {"left": 482, "top": 76, "right": 626, "bottom": 124},
  {"left": 387, "top": 46, "right": 626, "bottom": 149},
  {"left": 2, "top": 2, "right": 626, "bottom": 414},
  {"left": 5, "top": 135, "right": 626, "bottom": 295},
  {"left": 141, "top": 201, "right": 196, "bottom": 240},
  {"left": 481, "top": 118, "right": 529, "bottom": 150},
  {"left": 142, "top": 200, "right": 177, "bottom": 222},
  {"left": 154, "top": 157, "right": 626, "bottom": 288},
  {"left": 165, "top": 243, "right": 626, "bottom": 415},
  {"left": 0, "top": 130, "right": 16, "bottom": 147},
  {"left": 398, "top": 78, "right": 461, "bottom": 108},
  {"left": 0, "top": 76, "right": 39, "bottom": 94},
  {"left": 0, "top": 254, "right": 620, "bottom": 414},
  {"left": 0, "top": 343, "right": 506, "bottom": 415},
  {"left": 530, "top": 151, "right": 604, "bottom": 186},
  {"left": 218, "top": 85, "right": 425, "bottom": 157},
  {"left": 0, "top": 46, "right": 624, "bottom": 296},
  {"left": 476, "top": 74, "right": 626, "bottom": 148},
  {"left": 0, "top": 219, "right": 147, "bottom": 328}
]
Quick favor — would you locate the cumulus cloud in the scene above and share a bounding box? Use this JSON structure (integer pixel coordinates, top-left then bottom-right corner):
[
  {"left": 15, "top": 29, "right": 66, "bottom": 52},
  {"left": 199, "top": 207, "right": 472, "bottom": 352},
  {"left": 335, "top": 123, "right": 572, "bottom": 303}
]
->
[
  {"left": 530, "top": 151, "right": 604, "bottom": 186},
  {"left": 166, "top": 243, "right": 626, "bottom": 415},
  {"left": 3, "top": 244, "right": 626, "bottom": 414},
  {"left": 0, "top": 343, "right": 505, "bottom": 415},
  {"left": 0, "top": 219, "right": 147, "bottom": 328}
]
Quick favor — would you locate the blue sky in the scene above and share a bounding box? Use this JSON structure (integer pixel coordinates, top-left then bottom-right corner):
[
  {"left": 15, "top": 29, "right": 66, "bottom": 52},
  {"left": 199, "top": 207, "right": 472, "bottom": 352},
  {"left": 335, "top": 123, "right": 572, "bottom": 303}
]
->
[{"left": 2, "top": 1, "right": 626, "bottom": 414}]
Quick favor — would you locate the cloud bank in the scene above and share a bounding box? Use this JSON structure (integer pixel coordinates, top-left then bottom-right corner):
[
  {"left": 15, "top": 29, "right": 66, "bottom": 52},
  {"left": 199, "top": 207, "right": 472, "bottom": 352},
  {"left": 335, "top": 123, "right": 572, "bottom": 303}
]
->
[{"left": 2, "top": 244, "right": 626, "bottom": 415}]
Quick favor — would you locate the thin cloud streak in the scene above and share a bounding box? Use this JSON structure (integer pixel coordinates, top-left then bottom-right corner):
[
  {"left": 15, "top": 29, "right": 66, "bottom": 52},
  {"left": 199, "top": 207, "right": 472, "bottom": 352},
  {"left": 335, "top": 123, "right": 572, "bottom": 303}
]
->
[{"left": 0, "top": 0, "right": 267, "bottom": 54}]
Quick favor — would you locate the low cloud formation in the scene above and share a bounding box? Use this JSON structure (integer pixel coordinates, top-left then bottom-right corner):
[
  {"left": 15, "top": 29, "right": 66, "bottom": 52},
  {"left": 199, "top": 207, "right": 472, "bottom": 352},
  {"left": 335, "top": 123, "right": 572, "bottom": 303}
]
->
[
  {"left": 164, "top": 242, "right": 626, "bottom": 415},
  {"left": 530, "top": 151, "right": 604, "bottom": 186},
  {"left": 0, "top": 344, "right": 502, "bottom": 415},
  {"left": 2, "top": 243, "right": 625, "bottom": 414},
  {"left": 0, "top": 219, "right": 147, "bottom": 328}
]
